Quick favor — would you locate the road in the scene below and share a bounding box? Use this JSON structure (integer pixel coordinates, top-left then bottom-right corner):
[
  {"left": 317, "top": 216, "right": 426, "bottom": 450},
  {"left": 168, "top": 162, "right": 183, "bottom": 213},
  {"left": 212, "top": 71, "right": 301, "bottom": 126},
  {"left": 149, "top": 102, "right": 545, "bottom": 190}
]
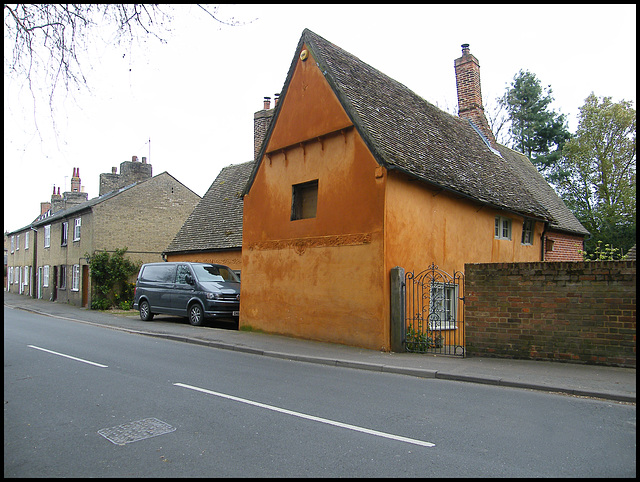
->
[{"left": 4, "top": 306, "right": 636, "bottom": 477}]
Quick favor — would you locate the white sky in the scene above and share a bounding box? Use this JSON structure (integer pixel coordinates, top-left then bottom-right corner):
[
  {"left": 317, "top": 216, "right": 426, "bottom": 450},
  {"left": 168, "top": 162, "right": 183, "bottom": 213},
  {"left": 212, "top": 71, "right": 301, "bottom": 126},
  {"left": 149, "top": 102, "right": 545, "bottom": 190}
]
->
[{"left": 4, "top": 4, "right": 636, "bottom": 233}]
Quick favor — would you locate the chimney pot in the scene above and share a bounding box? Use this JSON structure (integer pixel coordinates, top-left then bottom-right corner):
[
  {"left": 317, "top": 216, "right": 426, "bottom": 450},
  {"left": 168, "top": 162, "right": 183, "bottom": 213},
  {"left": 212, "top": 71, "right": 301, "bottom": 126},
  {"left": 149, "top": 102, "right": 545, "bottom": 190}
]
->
[
  {"left": 132, "top": 155, "right": 138, "bottom": 162},
  {"left": 263, "top": 96, "right": 271, "bottom": 110},
  {"left": 142, "top": 156, "right": 147, "bottom": 164},
  {"left": 274, "top": 93, "right": 280, "bottom": 107},
  {"left": 461, "top": 43, "right": 470, "bottom": 54}
]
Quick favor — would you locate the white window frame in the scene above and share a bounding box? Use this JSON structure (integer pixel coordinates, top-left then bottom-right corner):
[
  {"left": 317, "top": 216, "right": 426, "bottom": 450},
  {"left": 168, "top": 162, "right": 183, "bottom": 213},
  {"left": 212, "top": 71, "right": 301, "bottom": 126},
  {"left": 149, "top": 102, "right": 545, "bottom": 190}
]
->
[
  {"left": 8, "top": 267, "right": 13, "bottom": 285},
  {"left": 44, "top": 225, "right": 51, "bottom": 248},
  {"left": 72, "top": 265, "right": 80, "bottom": 291},
  {"left": 25, "top": 231, "right": 29, "bottom": 249},
  {"left": 16, "top": 234, "right": 19, "bottom": 250},
  {"left": 429, "top": 282, "right": 458, "bottom": 330},
  {"left": 43, "top": 265, "right": 50, "bottom": 287},
  {"left": 10, "top": 235, "right": 15, "bottom": 253},
  {"left": 73, "top": 218, "right": 81, "bottom": 241},
  {"left": 494, "top": 216, "right": 512, "bottom": 240},
  {"left": 23, "top": 266, "right": 29, "bottom": 286}
]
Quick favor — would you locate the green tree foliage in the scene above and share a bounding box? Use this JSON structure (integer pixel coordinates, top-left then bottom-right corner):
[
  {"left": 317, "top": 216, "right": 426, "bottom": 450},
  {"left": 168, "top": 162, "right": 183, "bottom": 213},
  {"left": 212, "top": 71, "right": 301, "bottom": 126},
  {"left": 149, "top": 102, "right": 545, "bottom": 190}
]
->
[
  {"left": 558, "top": 94, "right": 636, "bottom": 258},
  {"left": 499, "top": 70, "right": 571, "bottom": 182},
  {"left": 87, "top": 248, "right": 140, "bottom": 310}
]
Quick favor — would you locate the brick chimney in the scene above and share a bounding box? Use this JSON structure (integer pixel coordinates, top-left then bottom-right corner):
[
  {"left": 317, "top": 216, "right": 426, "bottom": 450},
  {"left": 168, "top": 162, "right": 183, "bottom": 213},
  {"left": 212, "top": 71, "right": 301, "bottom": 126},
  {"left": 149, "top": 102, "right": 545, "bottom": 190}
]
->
[
  {"left": 454, "top": 44, "right": 498, "bottom": 149},
  {"left": 254, "top": 96, "right": 275, "bottom": 160},
  {"left": 40, "top": 201, "right": 51, "bottom": 216},
  {"left": 70, "top": 167, "right": 81, "bottom": 192}
]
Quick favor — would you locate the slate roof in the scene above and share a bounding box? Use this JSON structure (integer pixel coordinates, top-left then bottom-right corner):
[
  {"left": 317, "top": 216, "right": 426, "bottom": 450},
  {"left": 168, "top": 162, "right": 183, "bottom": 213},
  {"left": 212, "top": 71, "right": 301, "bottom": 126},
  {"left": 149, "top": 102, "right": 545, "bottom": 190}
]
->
[
  {"left": 165, "top": 161, "right": 254, "bottom": 254},
  {"left": 246, "top": 29, "right": 588, "bottom": 236}
]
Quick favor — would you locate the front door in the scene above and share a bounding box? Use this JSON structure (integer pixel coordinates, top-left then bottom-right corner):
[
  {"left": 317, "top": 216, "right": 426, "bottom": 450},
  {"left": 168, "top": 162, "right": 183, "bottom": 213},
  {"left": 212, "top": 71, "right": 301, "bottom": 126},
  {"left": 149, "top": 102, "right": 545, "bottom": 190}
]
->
[
  {"left": 82, "top": 265, "right": 89, "bottom": 307},
  {"left": 37, "top": 267, "right": 43, "bottom": 299},
  {"left": 52, "top": 266, "right": 58, "bottom": 301}
]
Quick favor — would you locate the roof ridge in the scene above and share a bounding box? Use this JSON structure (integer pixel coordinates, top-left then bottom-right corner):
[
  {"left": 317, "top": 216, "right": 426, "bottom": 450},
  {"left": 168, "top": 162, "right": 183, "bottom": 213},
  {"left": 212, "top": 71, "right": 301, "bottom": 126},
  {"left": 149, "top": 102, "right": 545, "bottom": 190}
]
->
[{"left": 245, "top": 29, "right": 586, "bottom": 235}]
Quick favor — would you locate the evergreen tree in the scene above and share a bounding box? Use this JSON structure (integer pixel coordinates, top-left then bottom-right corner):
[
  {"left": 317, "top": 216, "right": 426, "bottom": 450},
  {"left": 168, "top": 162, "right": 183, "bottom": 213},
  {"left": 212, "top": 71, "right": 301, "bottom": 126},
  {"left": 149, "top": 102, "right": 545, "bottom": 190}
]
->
[
  {"left": 558, "top": 93, "right": 636, "bottom": 258},
  {"left": 499, "top": 70, "right": 571, "bottom": 183}
]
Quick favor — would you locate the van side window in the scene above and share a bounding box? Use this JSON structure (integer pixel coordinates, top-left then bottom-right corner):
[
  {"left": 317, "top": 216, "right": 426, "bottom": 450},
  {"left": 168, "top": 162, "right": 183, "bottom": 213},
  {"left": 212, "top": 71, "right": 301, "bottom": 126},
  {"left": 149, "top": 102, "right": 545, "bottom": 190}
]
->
[
  {"left": 141, "top": 264, "right": 175, "bottom": 283},
  {"left": 176, "top": 265, "right": 192, "bottom": 284}
]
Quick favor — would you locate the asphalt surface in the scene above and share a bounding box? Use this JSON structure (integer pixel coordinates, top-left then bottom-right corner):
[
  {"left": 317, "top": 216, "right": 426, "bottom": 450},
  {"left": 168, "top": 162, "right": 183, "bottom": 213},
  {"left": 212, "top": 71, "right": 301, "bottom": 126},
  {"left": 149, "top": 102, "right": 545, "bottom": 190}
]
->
[{"left": 4, "top": 291, "right": 636, "bottom": 403}]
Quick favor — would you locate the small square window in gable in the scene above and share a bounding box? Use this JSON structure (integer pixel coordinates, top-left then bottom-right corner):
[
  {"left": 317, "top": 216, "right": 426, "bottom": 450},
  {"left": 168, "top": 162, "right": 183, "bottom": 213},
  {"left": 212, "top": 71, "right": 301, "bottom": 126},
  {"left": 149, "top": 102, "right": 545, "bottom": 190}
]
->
[{"left": 291, "top": 180, "right": 318, "bottom": 220}]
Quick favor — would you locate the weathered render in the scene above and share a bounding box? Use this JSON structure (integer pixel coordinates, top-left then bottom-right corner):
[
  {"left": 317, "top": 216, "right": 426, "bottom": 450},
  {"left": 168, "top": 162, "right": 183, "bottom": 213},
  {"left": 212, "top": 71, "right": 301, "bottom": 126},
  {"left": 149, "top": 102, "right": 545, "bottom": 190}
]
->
[{"left": 240, "top": 29, "right": 588, "bottom": 350}]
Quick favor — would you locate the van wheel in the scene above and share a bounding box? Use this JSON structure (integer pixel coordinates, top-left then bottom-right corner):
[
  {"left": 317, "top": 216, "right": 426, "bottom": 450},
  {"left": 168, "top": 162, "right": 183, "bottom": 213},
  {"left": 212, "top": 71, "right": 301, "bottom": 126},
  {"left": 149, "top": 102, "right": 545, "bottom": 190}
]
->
[
  {"left": 188, "top": 303, "right": 204, "bottom": 326},
  {"left": 139, "top": 300, "right": 154, "bottom": 321}
]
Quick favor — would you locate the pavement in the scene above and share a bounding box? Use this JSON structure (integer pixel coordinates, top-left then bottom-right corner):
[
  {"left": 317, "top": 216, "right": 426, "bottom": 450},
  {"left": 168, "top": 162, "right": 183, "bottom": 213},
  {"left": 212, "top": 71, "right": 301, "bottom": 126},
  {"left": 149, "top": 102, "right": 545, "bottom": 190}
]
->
[{"left": 4, "top": 291, "right": 636, "bottom": 403}]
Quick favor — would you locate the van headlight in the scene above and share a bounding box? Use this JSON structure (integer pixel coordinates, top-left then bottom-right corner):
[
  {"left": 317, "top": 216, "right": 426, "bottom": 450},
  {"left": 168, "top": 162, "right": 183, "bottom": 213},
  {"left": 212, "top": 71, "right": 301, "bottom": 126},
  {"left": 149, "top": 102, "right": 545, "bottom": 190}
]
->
[{"left": 206, "top": 292, "right": 220, "bottom": 300}]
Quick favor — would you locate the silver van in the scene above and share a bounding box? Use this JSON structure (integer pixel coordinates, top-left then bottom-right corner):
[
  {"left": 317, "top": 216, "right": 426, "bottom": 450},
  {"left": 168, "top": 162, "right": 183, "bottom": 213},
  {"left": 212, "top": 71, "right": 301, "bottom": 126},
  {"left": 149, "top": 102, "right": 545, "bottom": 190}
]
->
[{"left": 133, "top": 262, "right": 240, "bottom": 326}]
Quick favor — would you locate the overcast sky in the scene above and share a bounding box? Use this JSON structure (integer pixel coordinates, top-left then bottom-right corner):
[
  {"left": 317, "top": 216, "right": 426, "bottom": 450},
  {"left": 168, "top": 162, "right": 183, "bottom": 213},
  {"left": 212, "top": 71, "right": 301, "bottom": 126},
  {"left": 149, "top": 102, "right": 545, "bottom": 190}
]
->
[{"left": 4, "top": 4, "right": 636, "bottom": 233}]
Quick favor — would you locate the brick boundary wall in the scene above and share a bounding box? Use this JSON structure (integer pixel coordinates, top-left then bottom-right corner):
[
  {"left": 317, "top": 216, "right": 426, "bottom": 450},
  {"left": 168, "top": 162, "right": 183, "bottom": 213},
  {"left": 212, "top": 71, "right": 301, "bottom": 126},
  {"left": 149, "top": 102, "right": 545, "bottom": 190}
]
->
[{"left": 464, "top": 261, "right": 636, "bottom": 367}]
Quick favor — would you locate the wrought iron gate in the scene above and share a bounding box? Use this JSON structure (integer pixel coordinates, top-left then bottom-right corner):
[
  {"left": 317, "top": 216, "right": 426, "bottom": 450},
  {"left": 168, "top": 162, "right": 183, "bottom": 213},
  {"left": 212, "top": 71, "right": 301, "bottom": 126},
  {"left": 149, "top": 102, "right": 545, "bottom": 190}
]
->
[{"left": 404, "top": 263, "right": 465, "bottom": 356}]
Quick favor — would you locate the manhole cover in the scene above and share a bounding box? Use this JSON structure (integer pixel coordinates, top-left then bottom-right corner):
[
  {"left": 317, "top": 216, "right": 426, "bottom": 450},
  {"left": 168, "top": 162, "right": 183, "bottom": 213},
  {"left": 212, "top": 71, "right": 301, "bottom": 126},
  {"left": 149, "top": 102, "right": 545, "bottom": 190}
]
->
[{"left": 98, "top": 417, "right": 176, "bottom": 445}]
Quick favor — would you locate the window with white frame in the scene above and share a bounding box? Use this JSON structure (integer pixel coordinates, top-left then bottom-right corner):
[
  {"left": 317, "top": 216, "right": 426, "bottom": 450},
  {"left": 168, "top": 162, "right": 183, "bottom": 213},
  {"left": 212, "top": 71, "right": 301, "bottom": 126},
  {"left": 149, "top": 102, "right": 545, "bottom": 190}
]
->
[
  {"left": 16, "top": 234, "right": 19, "bottom": 250},
  {"left": 10, "top": 235, "right": 15, "bottom": 253},
  {"left": 494, "top": 216, "right": 512, "bottom": 240},
  {"left": 8, "top": 267, "right": 13, "bottom": 285},
  {"left": 73, "top": 218, "right": 81, "bottom": 241},
  {"left": 61, "top": 221, "right": 68, "bottom": 246},
  {"left": 521, "top": 218, "right": 534, "bottom": 245},
  {"left": 43, "top": 265, "right": 49, "bottom": 287},
  {"left": 25, "top": 231, "right": 29, "bottom": 249},
  {"left": 429, "top": 282, "right": 458, "bottom": 330},
  {"left": 44, "top": 225, "right": 51, "bottom": 248},
  {"left": 23, "top": 266, "right": 29, "bottom": 286},
  {"left": 72, "top": 265, "right": 80, "bottom": 291}
]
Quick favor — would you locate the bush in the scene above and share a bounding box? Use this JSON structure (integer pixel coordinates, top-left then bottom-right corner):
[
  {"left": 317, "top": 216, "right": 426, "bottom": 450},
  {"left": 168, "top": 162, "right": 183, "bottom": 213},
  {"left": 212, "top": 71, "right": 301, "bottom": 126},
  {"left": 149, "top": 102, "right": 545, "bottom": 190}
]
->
[
  {"left": 91, "top": 298, "right": 112, "bottom": 311},
  {"left": 86, "top": 248, "right": 140, "bottom": 310}
]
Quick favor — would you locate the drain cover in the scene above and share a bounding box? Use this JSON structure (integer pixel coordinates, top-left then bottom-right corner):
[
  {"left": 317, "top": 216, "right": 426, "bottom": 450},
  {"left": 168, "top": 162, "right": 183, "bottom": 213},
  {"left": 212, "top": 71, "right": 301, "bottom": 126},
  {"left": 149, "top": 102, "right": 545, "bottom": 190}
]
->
[{"left": 98, "top": 418, "right": 176, "bottom": 445}]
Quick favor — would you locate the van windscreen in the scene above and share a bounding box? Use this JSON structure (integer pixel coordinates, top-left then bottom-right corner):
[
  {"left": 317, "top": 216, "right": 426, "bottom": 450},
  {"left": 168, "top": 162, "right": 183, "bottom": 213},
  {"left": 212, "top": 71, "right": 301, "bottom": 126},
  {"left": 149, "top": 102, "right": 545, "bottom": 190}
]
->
[{"left": 192, "top": 264, "right": 239, "bottom": 283}]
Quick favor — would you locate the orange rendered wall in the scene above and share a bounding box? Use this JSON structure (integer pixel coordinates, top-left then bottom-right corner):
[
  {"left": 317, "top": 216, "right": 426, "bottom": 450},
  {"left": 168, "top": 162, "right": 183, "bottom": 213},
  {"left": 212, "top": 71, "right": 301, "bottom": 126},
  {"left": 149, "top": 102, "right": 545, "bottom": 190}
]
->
[
  {"left": 384, "top": 169, "right": 544, "bottom": 278},
  {"left": 241, "top": 44, "right": 389, "bottom": 349}
]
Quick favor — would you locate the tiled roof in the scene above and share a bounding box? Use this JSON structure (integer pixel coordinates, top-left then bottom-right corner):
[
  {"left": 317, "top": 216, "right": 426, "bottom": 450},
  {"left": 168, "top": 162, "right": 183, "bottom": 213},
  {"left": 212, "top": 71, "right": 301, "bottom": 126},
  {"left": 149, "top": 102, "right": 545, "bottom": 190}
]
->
[
  {"left": 247, "top": 29, "right": 588, "bottom": 236},
  {"left": 165, "top": 161, "right": 253, "bottom": 254}
]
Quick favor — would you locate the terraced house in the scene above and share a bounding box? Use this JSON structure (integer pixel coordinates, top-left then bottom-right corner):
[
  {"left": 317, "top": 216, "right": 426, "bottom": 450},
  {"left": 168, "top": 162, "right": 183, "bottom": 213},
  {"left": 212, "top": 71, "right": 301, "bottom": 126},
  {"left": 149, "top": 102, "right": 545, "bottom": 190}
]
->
[
  {"left": 239, "top": 29, "right": 589, "bottom": 350},
  {"left": 5, "top": 158, "right": 200, "bottom": 306}
]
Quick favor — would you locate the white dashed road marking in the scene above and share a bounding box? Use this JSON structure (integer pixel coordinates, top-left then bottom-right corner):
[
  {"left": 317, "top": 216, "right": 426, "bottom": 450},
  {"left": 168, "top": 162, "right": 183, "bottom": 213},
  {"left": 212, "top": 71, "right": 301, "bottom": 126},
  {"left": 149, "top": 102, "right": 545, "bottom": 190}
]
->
[
  {"left": 174, "top": 382, "right": 435, "bottom": 448},
  {"left": 28, "top": 345, "right": 108, "bottom": 368}
]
